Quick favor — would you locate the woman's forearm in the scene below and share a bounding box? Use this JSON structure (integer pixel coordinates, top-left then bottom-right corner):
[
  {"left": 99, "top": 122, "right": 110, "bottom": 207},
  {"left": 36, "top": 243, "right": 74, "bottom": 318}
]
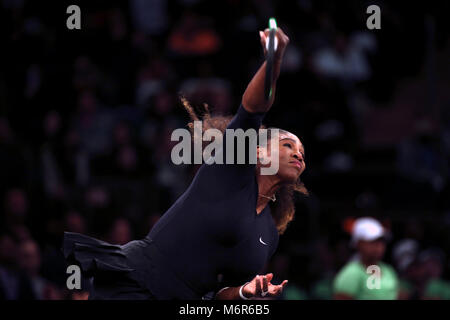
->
[
  {"left": 215, "top": 285, "right": 250, "bottom": 300},
  {"left": 242, "top": 61, "right": 278, "bottom": 114},
  {"left": 242, "top": 28, "right": 289, "bottom": 114}
]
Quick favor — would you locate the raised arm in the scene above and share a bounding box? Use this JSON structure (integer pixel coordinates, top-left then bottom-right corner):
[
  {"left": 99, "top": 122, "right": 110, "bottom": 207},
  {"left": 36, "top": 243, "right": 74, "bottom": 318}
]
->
[
  {"left": 242, "top": 28, "right": 290, "bottom": 114},
  {"left": 192, "top": 28, "right": 290, "bottom": 192}
]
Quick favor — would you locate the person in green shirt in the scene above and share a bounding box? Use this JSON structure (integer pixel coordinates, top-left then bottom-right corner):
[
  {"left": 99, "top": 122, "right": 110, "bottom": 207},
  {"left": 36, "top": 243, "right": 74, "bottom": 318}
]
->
[
  {"left": 333, "top": 217, "right": 399, "bottom": 300},
  {"left": 420, "top": 248, "right": 450, "bottom": 300}
]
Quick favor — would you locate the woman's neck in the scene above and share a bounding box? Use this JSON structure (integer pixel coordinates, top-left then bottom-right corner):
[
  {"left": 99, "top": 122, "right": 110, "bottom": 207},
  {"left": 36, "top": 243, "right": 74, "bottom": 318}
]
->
[{"left": 256, "top": 173, "right": 282, "bottom": 214}]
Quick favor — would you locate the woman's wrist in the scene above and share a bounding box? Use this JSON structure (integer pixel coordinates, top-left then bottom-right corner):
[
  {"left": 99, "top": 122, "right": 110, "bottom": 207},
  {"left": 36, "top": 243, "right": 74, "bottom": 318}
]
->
[{"left": 239, "top": 282, "right": 251, "bottom": 300}]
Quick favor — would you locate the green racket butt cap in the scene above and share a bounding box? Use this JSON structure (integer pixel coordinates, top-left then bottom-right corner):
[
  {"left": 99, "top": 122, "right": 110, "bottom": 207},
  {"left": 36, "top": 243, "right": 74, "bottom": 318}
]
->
[{"left": 269, "top": 18, "right": 277, "bottom": 30}]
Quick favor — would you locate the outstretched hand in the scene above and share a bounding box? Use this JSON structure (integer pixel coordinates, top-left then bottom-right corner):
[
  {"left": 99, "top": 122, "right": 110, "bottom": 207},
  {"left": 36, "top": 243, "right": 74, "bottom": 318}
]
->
[{"left": 242, "top": 273, "right": 288, "bottom": 299}]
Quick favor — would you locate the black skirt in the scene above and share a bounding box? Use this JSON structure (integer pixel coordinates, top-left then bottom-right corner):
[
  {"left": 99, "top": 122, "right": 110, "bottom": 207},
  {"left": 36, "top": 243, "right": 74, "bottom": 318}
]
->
[{"left": 63, "top": 232, "right": 203, "bottom": 300}]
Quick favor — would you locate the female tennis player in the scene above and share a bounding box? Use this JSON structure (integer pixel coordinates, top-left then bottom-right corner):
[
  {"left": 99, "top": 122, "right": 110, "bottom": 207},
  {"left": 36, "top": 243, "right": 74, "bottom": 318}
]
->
[{"left": 63, "top": 26, "right": 307, "bottom": 300}]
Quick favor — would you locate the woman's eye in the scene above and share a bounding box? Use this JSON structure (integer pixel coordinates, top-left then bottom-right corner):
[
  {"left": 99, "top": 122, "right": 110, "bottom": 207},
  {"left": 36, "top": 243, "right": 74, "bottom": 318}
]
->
[{"left": 283, "top": 143, "right": 292, "bottom": 148}]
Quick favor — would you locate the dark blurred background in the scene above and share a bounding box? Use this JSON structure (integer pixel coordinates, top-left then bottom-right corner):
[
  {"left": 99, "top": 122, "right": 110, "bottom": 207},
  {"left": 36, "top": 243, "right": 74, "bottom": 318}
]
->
[{"left": 0, "top": 0, "right": 449, "bottom": 300}]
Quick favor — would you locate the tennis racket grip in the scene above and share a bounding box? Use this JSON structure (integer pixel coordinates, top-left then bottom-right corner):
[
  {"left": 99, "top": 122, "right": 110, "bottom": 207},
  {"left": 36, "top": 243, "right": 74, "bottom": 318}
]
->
[{"left": 264, "top": 28, "right": 276, "bottom": 101}]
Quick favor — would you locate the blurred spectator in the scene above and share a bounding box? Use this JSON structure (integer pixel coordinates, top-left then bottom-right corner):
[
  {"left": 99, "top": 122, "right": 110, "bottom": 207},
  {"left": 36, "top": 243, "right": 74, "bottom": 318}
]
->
[
  {"left": 73, "top": 91, "right": 115, "bottom": 158},
  {"left": 71, "top": 291, "right": 90, "bottom": 300},
  {"left": 136, "top": 56, "right": 177, "bottom": 107},
  {"left": 392, "top": 239, "right": 419, "bottom": 274},
  {"left": 152, "top": 120, "right": 191, "bottom": 201},
  {"left": 24, "top": 64, "right": 42, "bottom": 100},
  {"left": 115, "top": 143, "right": 140, "bottom": 176},
  {"left": 130, "top": 0, "right": 168, "bottom": 36},
  {"left": 313, "top": 31, "right": 376, "bottom": 85},
  {"left": 64, "top": 211, "right": 86, "bottom": 235},
  {"left": 310, "top": 276, "right": 333, "bottom": 300},
  {"left": 0, "top": 233, "right": 35, "bottom": 299},
  {"left": 9, "top": 224, "right": 32, "bottom": 243},
  {"left": 333, "top": 217, "right": 399, "bottom": 299},
  {"left": 309, "top": 239, "right": 336, "bottom": 300},
  {"left": 391, "top": 239, "right": 420, "bottom": 299},
  {"left": 396, "top": 119, "right": 447, "bottom": 193},
  {"left": 72, "top": 56, "right": 101, "bottom": 93},
  {"left": 41, "top": 110, "right": 67, "bottom": 199},
  {"left": 17, "top": 239, "right": 63, "bottom": 299},
  {"left": 3, "top": 188, "right": 28, "bottom": 227},
  {"left": 85, "top": 186, "right": 110, "bottom": 209},
  {"left": 168, "top": 11, "right": 221, "bottom": 57},
  {"left": 271, "top": 254, "right": 308, "bottom": 300},
  {"left": 280, "top": 42, "right": 303, "bottom": 74},
  {"left": 420, "top": 248, "right": 450, "bottom": 300},
  {"left": 107, "top": 218, "right": 132, "bottom": 245}
]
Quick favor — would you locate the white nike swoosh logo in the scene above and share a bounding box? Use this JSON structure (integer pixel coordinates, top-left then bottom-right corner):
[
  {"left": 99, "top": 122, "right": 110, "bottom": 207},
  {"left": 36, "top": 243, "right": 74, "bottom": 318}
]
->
[{"left": 259, "top": 237, "right": 268, "bottom": 246}]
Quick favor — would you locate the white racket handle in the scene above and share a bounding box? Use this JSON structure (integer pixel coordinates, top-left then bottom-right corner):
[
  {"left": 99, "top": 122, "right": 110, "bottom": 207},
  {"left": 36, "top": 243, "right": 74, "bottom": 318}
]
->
[{"left": 266, "top": 36, "right": 278, "bottom": 52}]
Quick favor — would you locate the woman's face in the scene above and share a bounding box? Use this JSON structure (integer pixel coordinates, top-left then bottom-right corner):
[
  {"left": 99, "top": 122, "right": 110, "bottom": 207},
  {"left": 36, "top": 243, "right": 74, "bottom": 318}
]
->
[{"left": 259, "top": 132, "right": 306, "bottom": 183}]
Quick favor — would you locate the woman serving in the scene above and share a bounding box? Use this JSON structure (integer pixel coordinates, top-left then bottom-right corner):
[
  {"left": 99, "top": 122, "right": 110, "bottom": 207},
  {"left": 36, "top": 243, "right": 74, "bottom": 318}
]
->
[{"left": 63, "top": 26, "right": 307, "bottom": 300}]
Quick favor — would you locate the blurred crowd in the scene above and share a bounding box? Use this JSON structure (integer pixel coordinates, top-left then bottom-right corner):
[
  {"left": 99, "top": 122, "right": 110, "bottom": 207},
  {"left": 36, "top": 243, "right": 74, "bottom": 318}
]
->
[{"left": 1, "top": 0, "right": 449, "bottom": 299}]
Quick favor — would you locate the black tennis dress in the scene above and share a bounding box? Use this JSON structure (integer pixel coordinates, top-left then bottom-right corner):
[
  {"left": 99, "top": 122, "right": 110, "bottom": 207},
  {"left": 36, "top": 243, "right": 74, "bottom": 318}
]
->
[{"left": 63, "top": 105, "right": 279, "bottom": 299}]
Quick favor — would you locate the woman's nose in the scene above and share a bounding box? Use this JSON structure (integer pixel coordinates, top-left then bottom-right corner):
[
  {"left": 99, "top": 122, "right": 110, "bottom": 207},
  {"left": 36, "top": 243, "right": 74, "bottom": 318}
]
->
[{"left": 293, "top": 151, "right": 303, "bottom": 161}]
